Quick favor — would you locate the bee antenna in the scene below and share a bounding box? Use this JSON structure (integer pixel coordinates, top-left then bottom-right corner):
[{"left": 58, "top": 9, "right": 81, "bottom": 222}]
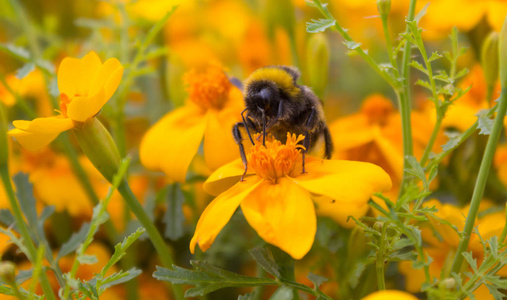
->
[{"left": 241, "top": 108, "right": 255, "bottom": 145}]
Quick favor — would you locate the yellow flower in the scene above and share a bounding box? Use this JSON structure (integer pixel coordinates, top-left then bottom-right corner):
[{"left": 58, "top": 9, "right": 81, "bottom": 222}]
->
[
  {"left": 190, "top": 133, "right": 392, "bottom": 259},
  {"left": 140, "top": 62, "right": 244, "bottom": 183},
  {"left": 362, "top": 290, "right": 418, "bottom": 300},
  {"left": 8, "top": 52, "right": 123, "bottom": 151}
]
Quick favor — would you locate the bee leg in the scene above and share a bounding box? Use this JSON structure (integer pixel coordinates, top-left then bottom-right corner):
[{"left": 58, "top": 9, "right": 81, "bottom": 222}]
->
[
  {"left": 258, "top": 107, "right": 267, "bottom": 146},
  {"left": 233, "top": 122, "right": 249, "bottom": 181},
  {"left": 323, "top": 125, "right": 334, "bottom": 159},
  {"left": 301, "top": 107, "right": 316, "bottom": 174},
  {"left": 241, "top": 108, "right": 255, "bottom": 145}
]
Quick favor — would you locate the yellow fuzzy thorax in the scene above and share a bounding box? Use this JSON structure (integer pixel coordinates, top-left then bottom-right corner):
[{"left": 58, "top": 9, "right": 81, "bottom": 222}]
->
[{"left": 245, "top": 67, "right": 301, "bottom": 97}]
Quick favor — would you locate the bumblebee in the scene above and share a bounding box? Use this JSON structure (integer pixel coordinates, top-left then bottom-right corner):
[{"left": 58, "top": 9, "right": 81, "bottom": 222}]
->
[{"left": 233, "top": 65, "right": 333, "bottom": 178}]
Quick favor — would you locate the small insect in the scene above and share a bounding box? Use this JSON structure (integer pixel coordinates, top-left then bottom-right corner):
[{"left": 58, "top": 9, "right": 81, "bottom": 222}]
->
[{"left": 233, "top": 65, "right": 333, "bottom": 179}]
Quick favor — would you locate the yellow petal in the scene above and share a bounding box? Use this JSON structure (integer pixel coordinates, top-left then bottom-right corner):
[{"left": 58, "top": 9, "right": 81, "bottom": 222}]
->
[
  {"left": 8, "top": 128, "right": 60, "bottom": 151},
  {"left": 140, "top": 104, "right": 206, "bottom": 183},
  {"left": 314, "top": 195, "right": 369, "bottom": 228},
  {"left": 90, "top": 58, "right": 124, "bottom": 101},
  {"left": 203, "top": 158, "right": 257, "bottom": 196},
  {"left": 203, "top": 109, "right": 241, "bottom": 171},
  {"left": 12, "top": 116, "right": 74, "bottom": 133},
  {"left": 190, "top": 178, "right": 261, "bottom": 253},
  {"left": 76, "top": 52, "right": 102, "bottom": 96},
  {"left": 66, "top": 88, "right": 106, "bottom": 122},
  {"left": 290, "top": 159, "right": 392, "bottom": 204},
  {"left": 240, "top": 178, "right": 316, "bottom": 260},
  {"left": 57, "top": 57, "right": 82, "bottom": 96},
  {"left": 362, "top": 290, "right": 418, "bottom": 300}
]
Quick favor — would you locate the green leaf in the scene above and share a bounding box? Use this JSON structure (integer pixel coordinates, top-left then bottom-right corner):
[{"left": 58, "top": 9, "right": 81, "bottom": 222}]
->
[
  {"left": 428, "top": 51, "right": 443, "bottom": 62},
  {"left": 270, "top": 286, "right": 293, "bottom": 300},
  {"left": 0, "top": 43, "right": 30, "bottom": 61},
  {"left": 100, "top": 268, "right": 142, "bottom": 289},
  {"left": 415, "top": 79, "right": 432, "bottom": 91},
  {"left": 305, "top": 0, "right": 328, "bottom": 8},
  {"left": 0, "top": 209, "right": 15, "bottom": 229},
  {"left": 306, "top": 18, "right": 336, "bottom": 33},
  {"left": 163, "top": 184, "right": 186, "bottom": 241},
  {"left": 153, "top": 261, "right": 276, "bottom": 297},
  {"left": 476, "top": 109, "right": 494, "bottom": 135},
  {"left": 485, "top": 283, "right": 505, "bottom": 300},
  {"left": 249, "top": 247, "right": 281, "bottom": 278},
  {"left": 409, "top": 61, "right": 428, "bottom": 75},
  {"left": 463, "top": 252, "right": 478, "bottom": 272},
  {"left": 307, "top": 272, "right": 327, "bottom": 289},
  {"left": 414, "top": 3, "right": 430, "bottom": 24},
  {"left": 434, "top": 72, "right": 452, "bottom": 83},
  {"left": 342, "top": 41, "right": 361, "bottom": 50},
  {"left": 101, "top": 227, "right": 145, "bottom": 277},
  {"left": 57, "top": 222, "right": 90, "bottom": 261},
  {"left": 442, "top": 131, "right": 461, "bottom": 151},
  {"left": 455, "top": 68, "right": 469, "bottom": 79},
  {"left": 15, "top": 63, "right": 35, "bottom": 79},
  {"left": 238, "top": 292, "right": 257, "bottom": 300},
  {"left": 78, "top": 254, "right": 98, "bottom": 265}
]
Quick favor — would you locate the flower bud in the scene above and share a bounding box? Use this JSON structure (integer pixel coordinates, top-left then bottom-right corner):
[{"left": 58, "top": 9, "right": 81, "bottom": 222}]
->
[
  {"left": 0, "top": 261, "right": 16, "bottom": 284},
  {"left": 481, "top": 31, "right": 499, "bottom": 87},
  {"left": 499, "top": 16, "right": 507, "bottom": 88},
  {"left": 0, "top": 104, "right": 8, "bottom": 168},
  {"left": 306, "top": 33, "right": 330, "bottom": 99},
  {"left": 72, "top": 118, "right": 121, "bottom": 183},
  {"left": 439, "top": 278, "right": 456, "bottom": 290},
  {"left": 377, "top": 0, "right": 391, "bottom": 19}
]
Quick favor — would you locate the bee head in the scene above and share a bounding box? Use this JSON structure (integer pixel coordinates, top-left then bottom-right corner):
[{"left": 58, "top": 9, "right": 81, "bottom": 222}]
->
[{"left": 244, "top": 80, "right": 281, "bottom": 120}]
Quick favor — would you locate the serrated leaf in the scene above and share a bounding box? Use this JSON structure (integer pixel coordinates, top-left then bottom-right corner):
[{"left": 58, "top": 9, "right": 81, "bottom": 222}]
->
[
  {"left": 428, "top": 51, "right": 443, "bottom": 62},
  {"left": 476, "top": 109, "right": 494, "bottom": 135},
  {"left": 307, "top": 273, "right": 327, "bottom": 289},
  {"left": 15, "top": 270, "right": 33, "bottom": 285},
  {"left": 305, "top": 0, "right": 328, "bottom": 8},
  {"left": 101, "top": 227, "right": 145, "bottom": 276},
  {"left": 78, "top": 254, "right": 98, "bottom": 265},
  {"left": 270, "top": 286, "right": 293, "bottom": 300},
  {"left": 163, "top": 184, "right": 185, "bottom": 241},
  {"left": 306, "top": 18, "right": 335, "bottom": 33},
  {"left": 442, "top": 131, "right": 461, "bottom": 151},
  {"left": 0, "top": 43, "right": 30, "bottom": 60},
  {"left": 463, "top": 252, "right": 478, "bottom": 272},
  {"left": 100, "top": 268, "right": 142, "bottom": 289},
  {"left": 486, "top": 283, "right": 505, "bottom": 300},
  {"left": 434, "top": 73, "right": 452, "bottom": 83},
  {"left": 0, "top": 209, "right": 15, "bottom": 228},
  {"left": 415, "top": 79, "right": 432, "bottom": 91},
  {"left": 455, "top": 68, "right": 469, "bottom": 79},
  {"left": 153, "top": 261, "right": 276, "bottom": 297},
  {"left": 249, "top": 247, "right": 280, "bottom": 278},
  {"left": 57, "top": 222, "right": 90, "bottom": 261},
  {"left": 343, "top": 40, "right": 361, "bottom": 50},
  {"left": 409, "top": 61, "right": 428, "bottom": 74},
  {"left": 238, "top": 292, "right": 257, "bottom": 300},
  {"left": 347, "top": 262, "right": 365, "bottom": 288},
  {"left": 15, "top": 63, "right": 35, "bottom": 79}
]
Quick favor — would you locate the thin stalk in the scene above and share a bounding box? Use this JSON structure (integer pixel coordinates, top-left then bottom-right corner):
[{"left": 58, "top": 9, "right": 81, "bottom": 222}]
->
[
  {"left": 420, "top": 111, "right": 444, "bottom": 166},
  {"left": 116, "top": 181, "right": 185, "bottom": 300},
  {"left": 376, "top": 223, "right": 387, "bottom": 290},
  {"left": 450, "top": 91, "right": 507, "bottom": 274},
  {"left": 0, "top": 167, "right": 56, "bottom": 300},
  {"left": 380, "top": 15, "right": 399, "bottom": 75}
]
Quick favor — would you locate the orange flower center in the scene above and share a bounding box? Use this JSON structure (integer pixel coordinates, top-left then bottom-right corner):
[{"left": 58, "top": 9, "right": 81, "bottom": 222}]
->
[
  {"left": 59, "top": 93, "right": 72, "bottom": 117},
  {"left": 183, "top": 62, "right": 232, "bottom": 110},
  {"left": 361, "top": 95, "right": 394, "bottom": 126},
  {"left": 249, "top": 133, "right": 305, "bottom": 183}
]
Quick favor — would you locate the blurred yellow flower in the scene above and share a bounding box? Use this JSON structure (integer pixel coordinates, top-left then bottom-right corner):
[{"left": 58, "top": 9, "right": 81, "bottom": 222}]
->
[
  {"left": 362, "top": 290, "right": 418, "bottom": 300},
  {"left": 330, "top": 94, "right": 442, "bottom": 191},
  {"left": 8, "top": 52, "right": 123, "bottom": 151},
  {"left": 190, "top": 133, "right": 392, "bottom": 259},
  {"left": 140, "top": 62, "right": 243, "bottom": 183}
]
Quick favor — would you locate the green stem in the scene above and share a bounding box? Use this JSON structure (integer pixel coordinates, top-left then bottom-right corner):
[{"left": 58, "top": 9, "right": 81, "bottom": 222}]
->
[
  {"left": 380, "top": 15, "right": 399, "bottom": 75},
  {"left": 0, "top": 167, "right": 57, "bottom": 300},
  {"left": 376, "top": 223, "right": 387, "bottom": 291},
  {"left": 450, "top": 91, "right": 507, "bottom": 274},
  {"left": 420, "top": 111, "right": 444, "bottom": 166},
  {"left": 116, "top": 181, "right": 185, "bottom": 300},
  {"left": 269, "top": 245, "right": 300, "bottom": 300}
]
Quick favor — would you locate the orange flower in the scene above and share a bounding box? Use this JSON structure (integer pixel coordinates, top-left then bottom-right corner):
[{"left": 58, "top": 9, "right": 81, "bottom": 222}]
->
[
  {"left": 8, "top": 52, "right": 123, "bottom": 151},
  {"left": 140, "top": 62, "right": 243, "bottom": 182},
  {"left": 190, "top": 133, "right": 392, "bottom": 259}
]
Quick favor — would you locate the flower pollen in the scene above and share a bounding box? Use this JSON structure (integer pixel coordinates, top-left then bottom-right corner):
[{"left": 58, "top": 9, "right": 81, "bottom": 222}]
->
[
  {"left": 249, "top": 133, "right": 305, "bottom": 183},
  {"left": 183, "top": 62, "right": 232, "bottom": 110}
]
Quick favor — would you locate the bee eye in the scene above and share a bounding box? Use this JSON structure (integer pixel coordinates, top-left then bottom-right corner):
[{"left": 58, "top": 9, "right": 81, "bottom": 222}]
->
[{"left": 258, "top": 88, "right": 271, "bottom": 101}]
